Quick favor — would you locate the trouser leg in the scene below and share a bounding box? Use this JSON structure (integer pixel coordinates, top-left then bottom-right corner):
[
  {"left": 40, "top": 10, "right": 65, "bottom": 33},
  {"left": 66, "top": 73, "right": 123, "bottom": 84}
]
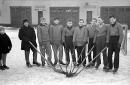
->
[
  {"left": 113, "top": 38, "right": 120, "bottom": 69},
  {"left": 52, "top": 44, "right": 58, "bottom": 65},
  {"left": 32, "top": 48, "right": 37, "bottom": 63},
  {"left": 82, "top": 46, "right": 86, "bottom": 65},
  {"left": 46, "top": 43, "right": 52, "bottom": 64},
  {"left": 114, "top": 48, "right": 120, "bottom": 69},
  {"left": 88, "top": 40, "right": 92, "bottom": 62},
  {"left": 77, "top": 46, "right": 82, "bottom": 65},
  {"left": 25, "top": 50, "right": 30, "bottom": 64},
  {"left": 65, "top": 45, "right": 70, "bottom": 64},
  {"left": 102, "top": 49, "right": 108, "bottom": 67},
  {"left": 70, "top": 45, "right": 76, "bottom": 63},
  {"left": 2, "top": 54, "right": 7, "bottom": 65},
  {"left": 58, "top": 44, "right": 63, "bottom": 62},
  {"left": 102, "top": 37, "right": 108, "bottom": 67},
  {"left": 39, "top": 45, "right": 45, "bottom": 63},
  {"left": 93, "top": 45, "right": 97, "bottom": 64},
  {"left": 108, "top": 43, "right": 114, "bottom": 69},
  {"left": 96, "top": 38, "right": 102, "bottom": 66},
  {"left": 0, "top": 52, "right": 2, "bottom": 66}
]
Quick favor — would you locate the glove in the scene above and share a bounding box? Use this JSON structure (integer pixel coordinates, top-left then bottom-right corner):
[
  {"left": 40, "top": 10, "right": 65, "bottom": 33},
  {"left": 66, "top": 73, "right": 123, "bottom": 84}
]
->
[{"left": 117, "top": 43, "right": 121, "bottom": 48}]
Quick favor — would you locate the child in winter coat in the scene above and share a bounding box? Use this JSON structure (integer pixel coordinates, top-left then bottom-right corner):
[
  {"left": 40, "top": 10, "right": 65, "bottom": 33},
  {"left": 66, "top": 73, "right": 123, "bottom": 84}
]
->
[
  {"left": 18, "top": 19, "right": 40, "bottom": 68},
  {"left": 37, "top": 17, "right": 53, "bottom": 67},
  {"left": 73, "top": 19, "right": 88, "bottom": 67},
  {"left": 0, "top": 26, "right": 12, "bottom": 70}
]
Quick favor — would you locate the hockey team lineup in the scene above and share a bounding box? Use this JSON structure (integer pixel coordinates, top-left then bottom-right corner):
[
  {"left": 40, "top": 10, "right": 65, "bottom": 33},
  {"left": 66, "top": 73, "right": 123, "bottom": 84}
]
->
[{"left": 0, "top": 15, "right": 129, "bottom": 81}]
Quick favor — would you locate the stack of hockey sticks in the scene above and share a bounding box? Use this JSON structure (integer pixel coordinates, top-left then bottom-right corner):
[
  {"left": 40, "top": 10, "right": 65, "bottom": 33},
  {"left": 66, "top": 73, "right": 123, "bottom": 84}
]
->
[
  {"left": 65, "top": 45, "right": 94, "bottom": 77},
  {"left": 65, "top": 46, "right": 107, "bottom": 78},
  {"left": 30, "top": 41, "right": 107, "bottom": 78}
]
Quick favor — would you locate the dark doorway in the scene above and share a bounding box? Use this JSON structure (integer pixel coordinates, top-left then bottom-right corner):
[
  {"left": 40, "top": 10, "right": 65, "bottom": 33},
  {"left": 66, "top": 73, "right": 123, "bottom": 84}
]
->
[
  {"left": 50, "top": 7, "right": 79, "bottom": 26},
  {"left": 87, "top": 11, "right": 92, "bottom": 24},
  {"left": 10, "top": 6, "right": 32, "bottom": 27},
  {"left": 38, "top": 11, "right": 43, "bottom": 24}
]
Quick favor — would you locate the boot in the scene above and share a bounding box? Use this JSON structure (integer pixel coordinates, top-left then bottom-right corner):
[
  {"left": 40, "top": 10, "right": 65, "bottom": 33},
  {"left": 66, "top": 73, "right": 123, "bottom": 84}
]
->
[
  {"left": 73, "top": 62, "right": 77, "bottom": 66},
  {"left": 26, "top": 62, "right": 33, "bottom": 68},
  {"left": 95, "top": 64, "right": 100, "bottom": 70},
  {"left": 103, "top": 66, "right": 107, "bottom": 70},
  {"left": 104, "top": 67, "right": 113, "bottom": 72},
  {"left": 59, "top": 61, "right": 66, "bottom": 65},
  {"left": 3, "top": 65, "right": 9, "bottom": 69},
  {"left": 33, "top": 61, "right": 41, "bottom": 67},
  {"left": 0, "top": 66, "right": 5, "bottom": 70},
  {"left": 42, "top": 62, "right": 45, "bottom": 67},
  {"left": 113, "top": 68, "right": 118, "bottom": 74}
]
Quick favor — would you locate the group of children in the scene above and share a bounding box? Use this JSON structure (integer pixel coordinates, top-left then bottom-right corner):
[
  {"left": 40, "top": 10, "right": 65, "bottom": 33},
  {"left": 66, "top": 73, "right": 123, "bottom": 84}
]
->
[
  {"left": 18, "top": 15, "right": 123, "bottom": 73},
  {"left": 0, "top": 15, "right": 123, "bottom": 74}
]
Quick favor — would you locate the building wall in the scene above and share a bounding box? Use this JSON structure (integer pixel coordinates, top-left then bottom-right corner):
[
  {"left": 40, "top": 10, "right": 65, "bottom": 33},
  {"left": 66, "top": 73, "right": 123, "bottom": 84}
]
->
[{"left": 0, "top": 0, "right": 130, "bottom": 25}]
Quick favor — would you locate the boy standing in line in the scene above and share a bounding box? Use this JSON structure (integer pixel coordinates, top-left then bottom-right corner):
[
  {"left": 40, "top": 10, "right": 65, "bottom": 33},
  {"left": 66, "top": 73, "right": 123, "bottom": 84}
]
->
[
  {"left": 86, "top": 18, "right": 97, "bottom": 67},
  {"left": 107, "top": 16, "right": 123, "bottom": 73},
  {"left": 73, "top": 19, "right": 88, "bottom": 67},
  {"left": 93, "top": 17, "right": 109, "bottom": 70},
  {"left": 62, "top": 20, "right": 76, "bottom": 66},
  {"left": 50, "top": 18, "right": 65, "bottom": 66},
  {"left": 37, "top": 17, "right": 53, "bottom": 67}
]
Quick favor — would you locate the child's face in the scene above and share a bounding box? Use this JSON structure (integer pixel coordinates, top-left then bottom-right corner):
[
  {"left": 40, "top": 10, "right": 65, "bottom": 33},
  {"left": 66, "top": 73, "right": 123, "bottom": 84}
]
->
[
  {"left": 0, "top": 29, "right": 5, "bottom": 34},
  {"left": 97, "top": 18, "right": 103, "bottom": 25},
  {"left": 109, "top": 17, "right": 116, "bottom": 25},
  {"left": 24, "top": 22, "right": 29, "bottom": 27},
  {"left": 91, "top": 19, "right": 97, "bottom": 25},
  {"left": 40, "top": 19, "right": 46, "bottom": 25},
  {"left": 67, "top": 22, "right": 73, "bottom": 27},
  {"left": 54, "top": 19, "right": 60, "bottom": 24},
  {"left": 79, "top": 20, "right": 84, "bottom": 26}
]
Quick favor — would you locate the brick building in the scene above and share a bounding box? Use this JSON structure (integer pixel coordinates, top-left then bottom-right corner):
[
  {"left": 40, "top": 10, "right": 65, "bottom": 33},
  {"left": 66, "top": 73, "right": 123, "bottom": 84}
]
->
[{"left": 0, "top": 0, "right": 130, "bottom": 28}]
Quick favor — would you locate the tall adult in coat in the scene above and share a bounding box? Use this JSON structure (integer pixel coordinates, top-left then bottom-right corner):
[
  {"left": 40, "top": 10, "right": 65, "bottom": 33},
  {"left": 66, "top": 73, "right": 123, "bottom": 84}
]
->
[{"left": 18, "top": 19, "right": 40, "bottom": 67}]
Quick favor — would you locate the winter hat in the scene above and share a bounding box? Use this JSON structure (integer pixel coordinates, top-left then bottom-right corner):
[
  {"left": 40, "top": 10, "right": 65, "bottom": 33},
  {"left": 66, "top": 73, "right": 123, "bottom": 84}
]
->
[{"left": 23, "top": 19, "right": 29, "bottom": 24}]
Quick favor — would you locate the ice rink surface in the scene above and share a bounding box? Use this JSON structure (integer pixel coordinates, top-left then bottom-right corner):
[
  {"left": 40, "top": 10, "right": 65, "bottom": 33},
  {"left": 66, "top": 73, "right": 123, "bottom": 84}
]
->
[{"left": 0, "top": 29, "right": 130, "bottom": 85}]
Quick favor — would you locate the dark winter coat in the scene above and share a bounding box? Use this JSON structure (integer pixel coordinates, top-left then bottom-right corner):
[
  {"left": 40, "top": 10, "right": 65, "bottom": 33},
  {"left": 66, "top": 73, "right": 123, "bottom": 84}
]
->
[
  {"left": 0, "top": 33, "right": 12, "bottom": 53},
  {"left": 18, "top": 25, "right": 37, "bottom": 50}
]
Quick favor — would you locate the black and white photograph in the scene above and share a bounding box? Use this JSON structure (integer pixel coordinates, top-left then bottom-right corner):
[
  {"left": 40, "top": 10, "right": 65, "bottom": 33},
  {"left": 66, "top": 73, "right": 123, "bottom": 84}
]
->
[{"left": 0, "top": 0, "right": 130, "bottom": 85}]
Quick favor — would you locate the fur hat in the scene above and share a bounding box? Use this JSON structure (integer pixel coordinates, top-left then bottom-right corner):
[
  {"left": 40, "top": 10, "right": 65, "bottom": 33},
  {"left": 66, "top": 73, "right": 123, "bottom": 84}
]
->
[{"left": 23, "top": 19, "right": 29, "bottom": 24}]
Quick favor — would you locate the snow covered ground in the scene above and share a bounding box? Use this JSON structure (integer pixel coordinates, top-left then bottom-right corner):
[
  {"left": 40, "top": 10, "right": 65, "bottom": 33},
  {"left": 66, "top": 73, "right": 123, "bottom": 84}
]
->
[{"left": 0, "top": 29, "right": 130, "bottom": 85}]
